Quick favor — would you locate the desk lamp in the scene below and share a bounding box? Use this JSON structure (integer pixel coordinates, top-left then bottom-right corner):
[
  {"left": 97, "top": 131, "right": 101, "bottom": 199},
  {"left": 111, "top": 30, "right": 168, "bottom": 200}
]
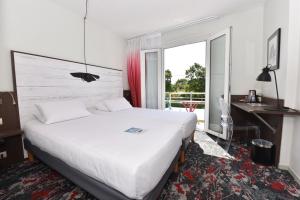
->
[{"left": 256, "top": 65, "right": 285, "bottom": 111}]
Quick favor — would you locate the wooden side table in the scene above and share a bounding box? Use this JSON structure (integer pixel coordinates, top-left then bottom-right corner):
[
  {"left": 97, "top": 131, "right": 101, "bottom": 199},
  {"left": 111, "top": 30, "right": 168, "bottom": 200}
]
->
[{"left": 0, "top": 130, "right": 24, "bottom": 168}]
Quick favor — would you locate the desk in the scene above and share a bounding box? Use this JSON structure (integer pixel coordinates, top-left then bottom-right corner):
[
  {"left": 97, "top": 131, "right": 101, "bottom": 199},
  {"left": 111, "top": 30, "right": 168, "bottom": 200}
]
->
[
  {"left": 232, "top": 102, "right": 300, "bottom": 115},
  {"left": 232, "top": 102, "right": 300, "bottom": 133},
  {"left": 231, "top": 98, "right": 300, "bottom": 167}
]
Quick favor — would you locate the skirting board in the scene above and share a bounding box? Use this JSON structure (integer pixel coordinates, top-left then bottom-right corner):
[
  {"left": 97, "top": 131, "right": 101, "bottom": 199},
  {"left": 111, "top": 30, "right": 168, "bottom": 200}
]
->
[{"left": 279, "top": 165, "right": 300, "bottom": 184}]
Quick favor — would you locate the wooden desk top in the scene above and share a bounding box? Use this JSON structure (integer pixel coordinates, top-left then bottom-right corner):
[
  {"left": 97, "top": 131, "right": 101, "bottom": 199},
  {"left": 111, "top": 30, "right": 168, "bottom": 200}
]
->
[{"left": 232, "top": 102, "right": 300, "bottom": 116}]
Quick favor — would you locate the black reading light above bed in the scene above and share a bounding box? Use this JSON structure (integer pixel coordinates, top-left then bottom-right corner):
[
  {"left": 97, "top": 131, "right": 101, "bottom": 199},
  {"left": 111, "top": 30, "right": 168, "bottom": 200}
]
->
[{"left": 70, "top": 0, "right": 100, "bottom": 82}]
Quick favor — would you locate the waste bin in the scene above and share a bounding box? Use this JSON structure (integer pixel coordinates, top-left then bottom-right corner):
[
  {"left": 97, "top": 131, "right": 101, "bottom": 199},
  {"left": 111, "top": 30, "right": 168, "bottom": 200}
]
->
[{"left": 251, "top": 139, "right": 275, "bottom": 165}]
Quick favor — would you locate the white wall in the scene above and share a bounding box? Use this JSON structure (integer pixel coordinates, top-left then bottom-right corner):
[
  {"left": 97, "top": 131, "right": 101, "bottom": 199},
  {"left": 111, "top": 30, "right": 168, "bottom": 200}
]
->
[
  {"left": 286, "top": 0, "right": 300, "bottom": 181},
  {"left": 263, "top": 0, "right": 300, "bottom": 181},
  {"left": 291, "top": 67, "right": 300, "bottom": 181},
  {"left": 162, "top": 5, "right": 264, "bottom": 95},
  {"left": 0, "top": 0, "right": 127, "bottom": 91},
  {"left": 262, "top": 0, "right": 292, "bottom": 168},
  {"left": 262, "top": 0, "right": 290, "bottom": 99}
]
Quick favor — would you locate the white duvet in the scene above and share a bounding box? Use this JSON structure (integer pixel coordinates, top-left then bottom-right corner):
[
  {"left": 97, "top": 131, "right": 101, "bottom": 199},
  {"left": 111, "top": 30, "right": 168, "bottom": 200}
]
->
[
  {"left": 24, "top": 113, "right": 182, "bottom": 199},
  {"left": 92, "top": 108, "right": 197, "bottom": 139}
]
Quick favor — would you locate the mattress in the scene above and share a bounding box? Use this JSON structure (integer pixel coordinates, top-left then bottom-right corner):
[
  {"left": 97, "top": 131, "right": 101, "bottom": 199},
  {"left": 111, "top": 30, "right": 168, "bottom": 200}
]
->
[
  {"left": 24, "top": 114, "right": 182, "bottom": 199},
  {"left": 92, "top": 108, "right": 197, "bottom": 139}
]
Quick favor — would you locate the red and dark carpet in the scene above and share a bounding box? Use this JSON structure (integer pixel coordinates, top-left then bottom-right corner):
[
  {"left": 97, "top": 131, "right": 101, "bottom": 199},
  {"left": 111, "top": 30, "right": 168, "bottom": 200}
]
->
[{"left": 1, "top": 141, "right": 299, "bottom": 199}]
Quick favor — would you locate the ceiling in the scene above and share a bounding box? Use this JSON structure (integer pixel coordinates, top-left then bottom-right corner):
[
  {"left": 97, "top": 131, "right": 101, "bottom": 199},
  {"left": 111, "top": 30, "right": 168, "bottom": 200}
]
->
[{"left": 51, "top": 0, "right": 265, "bottom": 38}]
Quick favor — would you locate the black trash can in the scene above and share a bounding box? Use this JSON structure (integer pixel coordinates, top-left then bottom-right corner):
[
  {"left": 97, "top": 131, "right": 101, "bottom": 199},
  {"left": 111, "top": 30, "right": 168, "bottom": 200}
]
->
[{"left": 251, "top": 139, "right": 275, "bottom": 165}]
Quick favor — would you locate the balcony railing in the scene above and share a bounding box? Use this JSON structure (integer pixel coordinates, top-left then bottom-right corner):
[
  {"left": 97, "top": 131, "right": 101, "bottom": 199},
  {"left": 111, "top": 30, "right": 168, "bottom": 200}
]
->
[{"left": 165, "top": 92, "right": 205, "bottom": 109}]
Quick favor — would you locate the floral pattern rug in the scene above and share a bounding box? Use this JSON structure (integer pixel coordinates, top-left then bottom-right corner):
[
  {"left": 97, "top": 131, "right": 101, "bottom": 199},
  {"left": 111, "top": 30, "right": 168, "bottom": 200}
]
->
[
  {"left": 1, "top": 132, "right": 300, "bottom": 200},
  {"left": 160, "top": 142, "right": 300, "bottom": 200}
]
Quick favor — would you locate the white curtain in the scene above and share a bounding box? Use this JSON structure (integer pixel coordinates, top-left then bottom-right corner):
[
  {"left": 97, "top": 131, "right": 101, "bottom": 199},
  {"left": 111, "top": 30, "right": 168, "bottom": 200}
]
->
[
  {"left": 145, "top": 52, "right": 159, "bottom": 109},
  {"left": 141, "top": 33, "right": 162, "bottom": 50},
  {"left": 142, "top": 33, "right": 161, "bottom": 109},
  {"left": 127, "top": 33, "right": 162, "bottom": 109},
  {"left": 127, "top": 37, "right": 141, "bottom": 55}
]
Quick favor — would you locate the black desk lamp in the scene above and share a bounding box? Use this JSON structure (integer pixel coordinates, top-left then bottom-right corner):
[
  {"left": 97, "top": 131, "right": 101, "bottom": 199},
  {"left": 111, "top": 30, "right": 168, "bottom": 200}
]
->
[{"left": 256, "top": 65, "right": 283, "bottom": 111}]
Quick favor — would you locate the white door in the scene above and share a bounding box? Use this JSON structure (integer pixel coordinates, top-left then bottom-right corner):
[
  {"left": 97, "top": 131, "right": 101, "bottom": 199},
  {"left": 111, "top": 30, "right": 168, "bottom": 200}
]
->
[
  {"left": 141, "top": 49, "right": 163, "bottom": 109},
  {"left": 204, "top": 28, "right": 232, "bottom": 139}
]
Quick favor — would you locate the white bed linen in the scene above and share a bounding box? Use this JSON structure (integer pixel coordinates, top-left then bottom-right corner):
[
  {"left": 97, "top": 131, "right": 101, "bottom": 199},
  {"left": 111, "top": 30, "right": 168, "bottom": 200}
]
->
[
  {"left": 24, "top": 114, "right": 182, "bottom": 199},
  {"left": 92, "top": 108, "right": 197, "bottom": 139}
]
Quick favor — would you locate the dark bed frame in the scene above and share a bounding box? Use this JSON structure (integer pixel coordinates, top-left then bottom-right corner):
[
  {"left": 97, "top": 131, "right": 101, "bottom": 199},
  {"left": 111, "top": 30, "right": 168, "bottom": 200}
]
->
[{"left": 24, "top": 139, "right": 180, "bottom": 200}]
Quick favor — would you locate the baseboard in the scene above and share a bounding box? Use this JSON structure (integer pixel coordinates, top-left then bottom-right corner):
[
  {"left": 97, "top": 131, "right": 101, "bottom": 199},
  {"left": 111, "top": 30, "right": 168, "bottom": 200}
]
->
[
  {"left": 288, "top": 167, "right": 300, "bottom": 185},
  {"left": 279, "top": 165, "right": 300, "bottom": 184},
  {"left": 278, "top": 164, "right": 289, "bottom": 170}
]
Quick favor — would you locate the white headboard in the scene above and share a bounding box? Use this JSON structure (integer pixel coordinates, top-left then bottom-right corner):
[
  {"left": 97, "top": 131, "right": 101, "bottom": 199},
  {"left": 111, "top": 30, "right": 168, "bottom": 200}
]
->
[{"left": 11, "top": 51, "right": 123, "bottom": 128}]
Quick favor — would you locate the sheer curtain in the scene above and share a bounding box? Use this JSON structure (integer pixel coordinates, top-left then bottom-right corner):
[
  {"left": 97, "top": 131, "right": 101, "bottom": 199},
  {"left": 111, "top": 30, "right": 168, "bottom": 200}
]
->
[
  {"left": 127, "top": 38, "right": 141, "bottom": 107},
  {"left": 142, "top": 33, "right": 162, "bottom": 109},
  {"left": 127, "top": 33, "right": 161, "bottom": 108},
  {"left": 145, "top": 52, "right": 159, "bottom": 108},
  {"left": 141, "top": 33, "right": 161, "bottom": 50}
]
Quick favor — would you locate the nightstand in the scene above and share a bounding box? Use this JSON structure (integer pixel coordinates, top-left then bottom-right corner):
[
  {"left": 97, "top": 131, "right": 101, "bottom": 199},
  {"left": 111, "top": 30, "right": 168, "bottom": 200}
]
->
[{"left": 0, "top": 130, "right": 24, "bottom": 168}]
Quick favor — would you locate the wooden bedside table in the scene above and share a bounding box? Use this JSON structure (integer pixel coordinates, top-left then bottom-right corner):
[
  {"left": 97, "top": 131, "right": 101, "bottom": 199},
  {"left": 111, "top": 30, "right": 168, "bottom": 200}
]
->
[{"left": 0, "top": 130, "right": 24, "bottom": 168}]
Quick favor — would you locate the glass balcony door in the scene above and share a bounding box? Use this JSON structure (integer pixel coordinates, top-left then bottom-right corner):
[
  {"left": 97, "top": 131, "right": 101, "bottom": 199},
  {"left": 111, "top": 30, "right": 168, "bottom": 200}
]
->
[{"left": 204, "top": 28, "right": 232, "bottom": 139}]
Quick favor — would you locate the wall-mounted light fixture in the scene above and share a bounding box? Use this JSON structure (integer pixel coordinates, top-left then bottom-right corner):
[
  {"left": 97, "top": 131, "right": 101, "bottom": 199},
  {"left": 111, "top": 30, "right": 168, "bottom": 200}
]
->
[
  {"left": 8, "top": 92, "right": 16, "bottom": 105},
  {"left": 70, "top": 0, "right": 100, "bottom": 82},
  {"left": 256, "top": 65, "right": 288, "bottom": 111},
  {"left": 0, "top": 92, "right": 16, "bottom": 105}
]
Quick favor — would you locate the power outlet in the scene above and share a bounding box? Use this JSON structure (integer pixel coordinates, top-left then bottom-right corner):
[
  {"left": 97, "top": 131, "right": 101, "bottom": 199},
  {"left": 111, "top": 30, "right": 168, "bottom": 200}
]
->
[{"left": 0, "top": 151, "right": 7, "bottom": 159}]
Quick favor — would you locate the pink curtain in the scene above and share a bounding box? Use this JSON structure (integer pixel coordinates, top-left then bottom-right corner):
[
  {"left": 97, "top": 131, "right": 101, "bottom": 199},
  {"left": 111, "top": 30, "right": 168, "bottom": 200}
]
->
[{"left": 127, "top": 40, "right": 141, "bottom": 107}]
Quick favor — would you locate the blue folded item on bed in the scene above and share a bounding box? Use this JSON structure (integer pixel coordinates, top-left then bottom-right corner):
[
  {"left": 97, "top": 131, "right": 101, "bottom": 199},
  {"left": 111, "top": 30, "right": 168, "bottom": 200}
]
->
[{"left": 125, "top": 127, "right": 144, "bottom": 134}]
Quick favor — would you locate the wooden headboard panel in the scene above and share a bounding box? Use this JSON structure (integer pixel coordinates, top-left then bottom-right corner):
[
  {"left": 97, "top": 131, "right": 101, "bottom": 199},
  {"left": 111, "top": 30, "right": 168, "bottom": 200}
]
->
[{"left": 11, "top": 51, "right": 123, "bottom": 128}]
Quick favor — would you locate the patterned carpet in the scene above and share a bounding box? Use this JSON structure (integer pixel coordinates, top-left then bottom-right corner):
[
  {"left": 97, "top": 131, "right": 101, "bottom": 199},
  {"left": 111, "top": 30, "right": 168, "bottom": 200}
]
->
[{"left": 1, "top": 132, "right": 300, "bottom": 200}]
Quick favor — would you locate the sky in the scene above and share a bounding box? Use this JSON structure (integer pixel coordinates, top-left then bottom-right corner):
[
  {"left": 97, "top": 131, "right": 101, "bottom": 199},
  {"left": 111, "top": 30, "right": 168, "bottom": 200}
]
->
[{"left": 164, "top": 42, "right": 206, "bottom": 84}]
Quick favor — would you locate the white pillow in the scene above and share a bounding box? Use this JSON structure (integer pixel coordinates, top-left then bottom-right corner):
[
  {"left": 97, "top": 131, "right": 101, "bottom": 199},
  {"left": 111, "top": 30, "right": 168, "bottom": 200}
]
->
[
  {"left": 95, "top": 101, "right": 109, "bottom": 112},
  {"left": 104, "top": 97, "right": 132, "bottom": 112},
  {"left": 35, "top": 100, "right": 90, "bottom": 124}
]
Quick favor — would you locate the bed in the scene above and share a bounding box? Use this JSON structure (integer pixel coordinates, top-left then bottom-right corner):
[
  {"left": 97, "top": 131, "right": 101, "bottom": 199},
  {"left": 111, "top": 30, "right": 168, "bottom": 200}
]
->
[
  {"left": 91, "top": 107, "right": 197, "bottom": 144},
  {"left": 11, "top": 51, "right": 187, "bottom": 200},
  {"left": 24, "top": 114, "right": 182, "bottom": 199}
]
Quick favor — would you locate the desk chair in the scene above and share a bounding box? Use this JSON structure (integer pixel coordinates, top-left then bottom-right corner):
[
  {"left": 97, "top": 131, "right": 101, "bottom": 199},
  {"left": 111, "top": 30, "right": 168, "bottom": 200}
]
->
[
  {"left": 217, "top": 98, "right": 260, "bottom": 152},
  {"left": 218, "top": 98, "right": 234, "bottom": 152}
]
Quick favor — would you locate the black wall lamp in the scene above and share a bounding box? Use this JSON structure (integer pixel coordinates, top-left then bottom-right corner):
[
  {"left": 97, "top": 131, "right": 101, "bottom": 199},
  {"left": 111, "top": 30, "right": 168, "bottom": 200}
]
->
[{"left": 256, "top": 65, "right": 287, "bottom": 111}]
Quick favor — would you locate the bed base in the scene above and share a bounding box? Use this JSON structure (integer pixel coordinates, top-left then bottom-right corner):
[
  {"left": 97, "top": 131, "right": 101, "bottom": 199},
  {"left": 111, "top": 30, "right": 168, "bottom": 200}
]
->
[
  {"left": 28, "top": 152, "right": 35, "bottom": 162},
  {"left": 179, "top": 130, "right": 195, "bottom": 164},
  {"left": 24, "top": 139, "right": 180, "bottom": 200}
]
